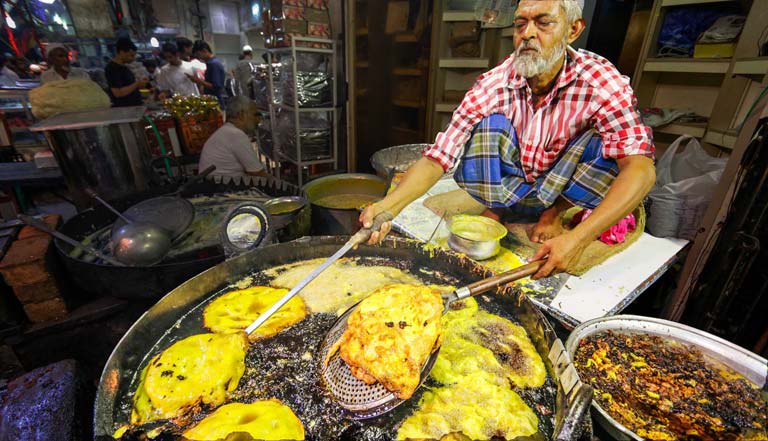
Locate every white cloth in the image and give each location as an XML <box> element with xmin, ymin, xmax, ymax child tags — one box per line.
<box><xmin>156</xmin><ymin>61</ymin><xmax>200</xmax><ymax>96</ymax></box>
<box><xmin>190</xmin><ymin>59</ymin><xmax>207</xmax><ymax>79</ymax></box>
<box><xmin>199</xmin><ymin>123</ymin><xmax>264</xmax><ymax>177</ymax></box>
<box><xmin>40</xmin><ymin>67</ymin><xmax>90</xmax><ymax>84</ymax></box>
<box><xmin>0</xmin><ymin>67</ymin><xmax>19</xmax><ymax>87</ymax></box>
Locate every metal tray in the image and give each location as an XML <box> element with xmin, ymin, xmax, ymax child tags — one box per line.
<box><xmin>564</xmin><ymin>315</ymin><xmax>768</xmax><ymax>441</ymax></box>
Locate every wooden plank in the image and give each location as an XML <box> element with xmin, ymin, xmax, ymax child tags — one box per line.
<box><xmin>439</xmin><ymin>58</ymin><xmax>490</xmax><ymax>68</ymax></box>
<box><xmin>442</xmin><ymin>11</ymin><xmax>475</xmax><ymax>22</ymax></box>
<box><xmin>654</xmin><ymin>123</ymin><xmax>707</xmax><ymax>138</ymax></box>
<box><xmin>644</xmin><ymin>58</ymin><xmax>730</xmax><ymax>74</ymax></box>
<box><xmin>501</xmin><ymin>27</ymin><xmax>514</xmax><ymax>38</ymax></box>
<box><xmin>732</xmin><ymin>58</ymin><xmax>768</xmax><ymax>76</ymax></box>
<box><xmin>703</xmin><ymin>128</ymin><xmax>738</xmax><ymax>150</ymax></box>
<box><xmin>392</xmin><ymin>99</ymin><xmax>422</xmax><ymax>108</ymax></box>
<box><xmin>435</xmin><ymin>102</ymin><xmax>459</xmax><ymax>113</ymax></box>
<box><xmin>393</xmin><ymin>67</ymin><xmax>423</xmax><ymax>76</ymax></box>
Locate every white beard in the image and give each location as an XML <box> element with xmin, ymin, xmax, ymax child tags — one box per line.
<box><xmin>513</xmin><ymin>39</ymin><xmax>568</xmax><ymax>78</ymax></box>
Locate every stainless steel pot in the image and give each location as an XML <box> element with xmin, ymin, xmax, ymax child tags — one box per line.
<box><xmin>302</xmin><ymin>173</ymin><xmax>386</xmax><ymax>235</ymax></box>
<box><xmin>30</xmin><ymin>107</ymin><xmax>159</xmax><ymax>209</ymax></box>
<box><xmin>565</xmin><ymin>315</ymin><xmax>768</xmax><ymax>441</ymax></box>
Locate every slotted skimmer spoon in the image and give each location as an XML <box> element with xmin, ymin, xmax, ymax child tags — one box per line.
<box><xmin>318</xmin><ymin>258</ymin><xmax>545</xmax><ymax>419</ymax></box>
<box><xmin>244</xmin><ymin>211</ymin><xmax>395</xmax><ymax>335</ymax></box>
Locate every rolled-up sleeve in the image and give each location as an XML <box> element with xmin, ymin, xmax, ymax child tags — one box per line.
<box><xmin>594</xmin><ymin>84</ymin><xmax>655</xmax><ymax>160</ymax></box>
<box><xmin>424</xmin><ymin>72</ymin><xmax>503</xmax><ymax>171</ymax></box>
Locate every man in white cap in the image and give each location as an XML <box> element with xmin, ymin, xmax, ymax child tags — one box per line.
<box><xmin>362</xmin><ymin>0</ymin><xmax>656</xmax><ymax>280</ymax></box>
<box><xmin>233</xmin><ymin>44</ymin><xmax>256</xmax><ymax>97</ymax></box>
<box><xmin>40</xmin><ymin>44</ymin><xmax>90</xmax><ymax>84</ymax></box>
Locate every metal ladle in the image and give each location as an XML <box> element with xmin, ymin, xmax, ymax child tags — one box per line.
<box><xmin>86</xmin><ymin>190</ymin><xmax>173</xmax><ymax>267</ymax></box>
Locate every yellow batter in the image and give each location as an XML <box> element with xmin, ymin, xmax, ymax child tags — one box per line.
<box><xmin>183</xmin><ymin>400</ymin><xmax>305</xmax><ymax>441</ymax></box>
<box><xmin>266</xmin><ymin>258</ymin><xmax>423</xmax><ymax>314</ymax></box>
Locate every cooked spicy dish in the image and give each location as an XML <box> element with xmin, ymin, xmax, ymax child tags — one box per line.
<box><xmin>326</xmin><ymin>284</ymin><xmax>445</xmax><ymax>400</ymax></box>
<box><xmin>574</xmin><ymin>331</ymin><xmax>768</xmax><ymax>441</ymax></box>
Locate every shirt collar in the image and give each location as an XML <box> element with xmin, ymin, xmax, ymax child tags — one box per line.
<box><xmin>508</xmin><ymin>46</ymin><xmax>579</xmax><ymax>90</ymax></box>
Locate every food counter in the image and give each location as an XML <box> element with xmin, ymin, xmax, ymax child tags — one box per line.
<box><xmin>392</xmin><ymin>178</ymin><xmax>689</xmax><ymax>328</ymax></box>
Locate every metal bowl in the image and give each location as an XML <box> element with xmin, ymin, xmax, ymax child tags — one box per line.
<box><xmin>447</xmin><ymin>214</ymin><xmax>508</xmax><ymax>260</ymax></box>
<box><xmin>370</xmin><ymin>144</ymin><xmax>427</xmax><ymax>177</ymax></box>
<box><xmin>565</xmin><ymin>315</ymin><xmax>768</xmax><ymax>441</ymax></box>
<box><xmin>264</xmin><ymin>196</ymin><xmax>308</xmax><ymax>229</ymax></box>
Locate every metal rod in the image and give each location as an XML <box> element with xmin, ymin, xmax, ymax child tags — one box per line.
<box><xmin>18</xmin><ymin>215</ymin><xmax>124</xmax><ymax>266</ymax></box>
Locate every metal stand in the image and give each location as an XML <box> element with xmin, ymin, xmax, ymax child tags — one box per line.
<box><xmin>266</xmin><ymin>37</ymin><xmax>338</xmax><ymax>188</ymax></box>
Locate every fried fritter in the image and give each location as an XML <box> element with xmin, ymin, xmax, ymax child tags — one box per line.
<box><xmin>327</xmin><ymin>284</ymin><xmax>445</xmax><ymax>400</ymax></box>
<box><xmin>432</xmin><ymin>297</ymin><xmax>546</xmax><ymax>389</ymax></box>
<box><xmin>130</xmin><ymin>333</ymin><xmax>248</xmax><ymax>425</ymax></box>
<box><xmin>182</xmin><ymin>400</ymin><xmax>305</xmax><ymax>441</ymax></box>
<box><xmin>204</xmin><ymin>286</ymin><xmax>307</xmax><ymax>341</ymax></box>
<box><xmin>397</xmin><ymin>374</ymin><xmax>539</xmax><ymax>440</ymax></box>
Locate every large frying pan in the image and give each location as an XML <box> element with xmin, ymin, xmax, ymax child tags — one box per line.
<box><xmin>94</xmin><ymin>237</ymin><xmax>592</xmax><ymax>440</ymax></box>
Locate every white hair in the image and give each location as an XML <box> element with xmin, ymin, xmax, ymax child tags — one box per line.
<box><xmin>226</xmin><ymin>96</ymin><xmax>256</xmax><ymax>119</ymax></box>
<box><xmin>562</xmin><ymin>0</ymin><xmax>583</xmax><ymax>23</ymax></box>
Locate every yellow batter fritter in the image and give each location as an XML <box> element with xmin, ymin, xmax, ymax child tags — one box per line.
<box><xmin>397</xmin><ymin>374</ymin><xmax>539</xmax><ymax>440</ymax></box>
<box><xmin>327</xmin><ymin>284</ymin><xmax>445</xmax><ymax>400</ymax></box>
<box><xmin>204</xmin><ymin>286</ymin><xmax>307</xmax><ymax>341</ymax></box>
<box><xmin>266</xmin><ymin>258</ymin><xmax>423</xmax><ymax>314</ymax></box>
<box><xmin>183</xmin><ymin>400</ymin><xmax>305</xmax><ymax>441</ymax></box>
<box><xmin>130</xmin><ymin>333</ymin><xmax>248</xmax><ymax>425</ymax></box>
<box><xmin>432</xmin><ymin>297</ymin><xmax>546</xmax><ymax>389</ymax></box>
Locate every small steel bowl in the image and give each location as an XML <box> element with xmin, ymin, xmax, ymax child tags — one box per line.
<box><xmin>447</xmin><ymin>215</ymin><xmax>508</xmax><ymax>260</ymax></box>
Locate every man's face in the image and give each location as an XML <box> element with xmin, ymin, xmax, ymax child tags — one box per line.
<box><xmin>181</xmin><ymin>46</ymin><xmax>192</xmax><ymax>60</ymax></box>
<box><xmin>195</xmin><ymin>49</ymin><xmax>211</xmax><ymax>61</ymax></box>
<box><xmin>240</xmin><ymin>105</ymin><xmax>260</xmax><ymax>133</ymax></box>
<box><xmin>512</xmin><ymin>1</ymin><xmax>572</xmax><ymax>78</ymax></box>
<box><xmin>50</xmin><ymin>49</ymin><xmax>69</xmax><ymax>69</ymax></box>
<box><xmin>163</xmin><ymin>51</ymin><xmax>182</xmax><ymax>66</ymax></box>
<box><xmin>121</xmin><ymin>49</ymin><xmax>137</xmax><ymax>63</ymax></box>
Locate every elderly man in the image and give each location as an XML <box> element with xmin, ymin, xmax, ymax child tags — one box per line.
<box><xmin>362</xmin><ymin>0</ymin><xmax>655</xmax><ymax>280</ymax></box>
<box><xmin>40</xmin><ymin>44</ymin><xmax>90</xmax><ymax>84</ymax></box>
<box><xmin>199</xmin><ymin>96</ymin><xmax>266</xmax><ymax>178</ymax></box>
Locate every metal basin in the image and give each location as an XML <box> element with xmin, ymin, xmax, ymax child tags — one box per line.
<box><xmin>565</xmin><ymin>315</ymin><xmax>768</xmax><ymax>441</ymax></box>
<box><xmin>302</xmin><ymin>173</ymin><xmax>386</xmax><ymax>235</ymax></box>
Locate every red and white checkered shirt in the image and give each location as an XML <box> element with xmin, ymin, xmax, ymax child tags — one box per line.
<box><xmin>425</xmin><ymin>48</ymin><xmax>654</xmax><ymax>180</ymax></box>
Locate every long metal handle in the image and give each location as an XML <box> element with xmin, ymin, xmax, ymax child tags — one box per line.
<box><xmin>455</xmin><ymin>260</ymin><xmax>545</xmax><ymax>299</ymax></box>
<box><xmin>18</xmin><ymin>215</ymin><xmax>124</xmax><ymax>267</ymax></box>
<box><xmin>244</xmin><ymin>211</ymin><xmax>394</xmax><ymax>335</ymax></box>
<box><xmin>176</xmin><ymin>165</ymin><xmax>216</xmax><ymax>194</ymax></box>
<box><xmin>85</xmin><ymin>189</ymin><xmax>132</xmax><ymax>224</ymax></box>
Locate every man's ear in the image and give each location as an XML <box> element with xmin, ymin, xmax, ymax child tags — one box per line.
<box><xmin>567</xmin><ymin>18</ymin><xmax>586</xmax><ymax>44</ymax></box>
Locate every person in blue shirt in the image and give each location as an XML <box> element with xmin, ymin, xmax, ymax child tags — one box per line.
<box><xmin>189</xmin><ymin>40</ymin><xmax>225</xmax><ymax>106</ymax></box>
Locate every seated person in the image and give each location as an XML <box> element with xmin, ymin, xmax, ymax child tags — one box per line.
<box><xmin>199</xmin><ymin>96</ymin><xmax>267</xmax><ymax>178</ymax></box>
<box><xmin>361</xmin><ymin>0</ymin><xmax>656</xmax><ymax>280</ymax></box>
<box><xmin>40</xmin><ymin>44</ymin><xmax>90</xmax><ymax>84</ymax></box>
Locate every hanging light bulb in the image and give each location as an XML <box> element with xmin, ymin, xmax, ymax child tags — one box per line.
<box><xmin>5</xmin><ymin>14</ymin><xmax>16</xmax><ymax>30</ymax></box>
<box><xmin>39</xmin><ymin>0</ymin><xmax>57</xmax><ymax>4</ymax></box>
<box><xmin>150</xmin><ymin>37</ymin><xmax>160</xmax><ymax>47</ymax></box>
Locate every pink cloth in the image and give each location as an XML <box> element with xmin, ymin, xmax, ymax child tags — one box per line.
<box><xmin>570</xmin><ymin>210</ymin><xmax>637</xmax><ymax>245</ymax></box>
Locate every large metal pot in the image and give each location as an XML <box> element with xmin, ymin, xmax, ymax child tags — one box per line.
<box><xmin>30</xmin><ymin>107</ymin><xmax>159</xmax><ymax>210</ymax></box>
<box><xmin>94</xmin><ymin>237</ymin><xmax>592</xmax><ymax>440</ymax></box>
<box><xmin>302</xmin><ymin>173</ymin><xmax>386</xmax><ymax>235</ymax></box>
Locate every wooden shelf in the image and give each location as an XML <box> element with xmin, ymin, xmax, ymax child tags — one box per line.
<box><xmin>435</xmin><ymin>102</ymin><xmax>459</xmax><ymax>113</ymax></box>
<box><xmin>356</xmin><ymin>28</ymin><xmax>369</xmax><ymax>36</ymax></box>
<box><xmin>393</xmin><ymin>67</ymin><xmax>423</xmax><ymax>76</ymax></box>
<box><xmin>355</xmin><ymin>61</ymin><xmax>369</xmax><ymax>68</ymax></box>
<box><xmin>732</xmin><ymin>58</ymin><xmax>768</xmax><ymax>76</ymax></box>
<box><xmin>443</xmin><ymin>11</ymin><xmax>476</xmax><ymax>22</ymax></box>
<box><xmin>392</xmin><ymin>99</ymin><xmax>423</xmax><ymax>109</ymax></box>
<box><xmin>654</xmin><ymin>122</ymin><xmax>707</xmax><ymax>138</ymax></box>
<box><xmin>703</xmin><ymin>128</ymin><xmax>738</xmax><ymax>150</ymax></box>
<box><xmin>501</xmin><ymin>27</ymin><xmax>514</xmax><ymax>38</ymax></box>
<box><xmin>394</xmin><ymin>33</ymin><xmax>419</xmax><ymax>43</ymax></box>
<box><xmin>661</xmin><ymin>0</ymin><xmax>734</xmax><ymax>6</ymax></box>
<box><xmin>439</xmin><ymin>58</ymin><xmax>490</xmax><ymax>69</ymax></box>
<box><xmin>644</xmin><ymin>58</ymin><xmax>731</xmax><ymax>74</ymax></box>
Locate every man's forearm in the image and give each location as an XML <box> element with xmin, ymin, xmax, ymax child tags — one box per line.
<box><xmin>377</xmin><ymin>156</ymin><xmax>445</xmax><ymax>215</ymax></box>
<box><xmin>111</xmin><ymin>81</ymin><xmax>140</xmax><ymax>98</ymax></box>
<box><xmin>571</xmin><ymin>155</ymin><xmax>655</xmax><ymax>241</ymax></box>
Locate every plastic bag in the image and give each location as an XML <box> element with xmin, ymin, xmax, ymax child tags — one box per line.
<box><xmin>646</xmin><ymin>135</ymin><xmax>728</xmax><ymax>240</ymax></box>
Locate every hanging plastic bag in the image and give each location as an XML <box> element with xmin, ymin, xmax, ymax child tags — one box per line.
<box><xmin>646</xmin><ymin>135</ymin><xmax>728</xmax><ymax>240</ymax></box>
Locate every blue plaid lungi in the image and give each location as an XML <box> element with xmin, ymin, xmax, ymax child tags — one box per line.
<box><xmin>454</xmin><ymin>114</ymin><xmax>619</xmax><ymax>215</ymax></box>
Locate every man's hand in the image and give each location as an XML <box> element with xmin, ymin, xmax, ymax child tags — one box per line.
<box><xmin>530</xmin><ymin>230</ymin><xmax>590</xmax><ymax>279</ymax></box>
<box><xmin>137</xmin><ymin>77</ymin><xmax>150</xmax><ymax>88</ymax></box>
<box><xmin>186</xmin><ymin>73</ymin><xmax>203</xmax><ymax>85</ymax></box>
<box><xmin>359</xmin><ymin>203</ymin><xmax>393</xmax><ymax>245</ymax></box>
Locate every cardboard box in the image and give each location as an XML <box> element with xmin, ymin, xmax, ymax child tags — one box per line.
<box><xmin>694</xmin><ymin>42</ymin><xmax>736</xmax><ymax>59</ymax></box>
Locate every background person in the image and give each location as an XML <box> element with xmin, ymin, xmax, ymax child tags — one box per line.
<box><xmin>105</xmin><ymin>38</ymin><xmax>148</xmax><ymax>107</ymax></box>
<box><xmin>40</xmin><ymin>44</ymin><xmax>90</xmax><ymax>84</ymax></box>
